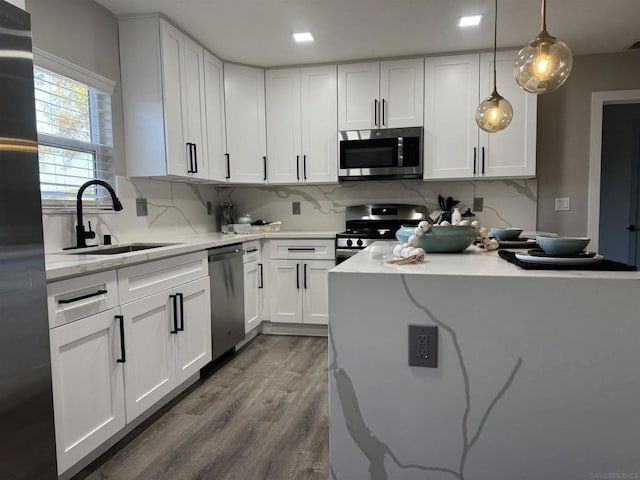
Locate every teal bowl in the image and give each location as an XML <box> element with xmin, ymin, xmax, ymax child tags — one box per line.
<box><xmin>490</xmin><ymin>227</ymin><xmax>523</xmax><ymax>241</ymax></box>
<box><xmin>396</xmin><ymin>225</ymin><xmax>477</xmax><ymax>253</ymax></box>
<box><xmin>535</xmin><ymin>236</ymin><xmax>590</xmax><ymax>255</ymax></box>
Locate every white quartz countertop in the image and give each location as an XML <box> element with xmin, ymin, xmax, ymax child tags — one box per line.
<box><xmin>46</xmin><ymin>230</ymin><xmax>338</xmax><ymax>281</ymax></box>
<box><xmin>331</xmin><ymin>241</ymin><xmax>640</xmax><ymax>280</ymax></box>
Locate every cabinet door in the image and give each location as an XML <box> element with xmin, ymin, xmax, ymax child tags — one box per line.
<box><xmin>49</xmin><ymin>308</ymin><xmax>125</xmax><ymax>474</ymax></box>
<box><xmin>160</xmin><ymin>20</ymin><xmax>189</xmax><ymax>178</ymax></box>
<box><xmin>302</xmin><ymin>260</ymin><xmax>331</xmax><ymax>325</ymax></box>
<box><xmin>224</xmin><ymin>63</ymin><xmax>267</xmax><ymax>183</ymax></box>
<box><xmin>244</xmin><ymin>260</ymin><xmax>262</xmax><ymax>333</ymax></box>
<box><xmin>204</xmin><ymin>51</ymin><xmax>228</xmax><ymax>182</ymax></box>
<box><xmin>120</xmin><ymin>290</ymin><xmax>175</xmax><ymax>422</ymax></box>
<box><xmin>174</xmin><ymin>277</ymin><xmax>211</xmax><ymax>385</ymax></box>
<box><xmin>266</xmin><ymin>68</ymin><xmax>302</xmax><ymax>184</ymax></box>
<box><xmin>269</xmin><ymin>260</ymin><xmax>302</xmax><ymax>323</ymax></box>
<box><xmin>479</xmin><ymin>51</ymin><xmax>537</xmax><ymax>178</ymax></box>
<box><xmin>301</xmin><ymin>65</ymin><xmax>338</xmax><ymax>184</ymax></box>
<box><xmin>338</xmin><ymin>62</ymin><xmax>380</xmax><ymax>130</ymax></box>
<box><xmin>182</xmin><ymin>36</ymin><xmax>208</xmax><ymax>180</ymax></box>
<box><xmin>424</xmin><ymin>54</ymin><xmax>480</xmax><ymax>180</ymax></box>
<box><xmin>380</xmin><ymin>58</ymin><xmax>424</xmax><ymax>128</ymax></box>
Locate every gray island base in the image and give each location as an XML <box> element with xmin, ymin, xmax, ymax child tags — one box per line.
<box><xmin>329</xmin><ymin>242</ymin><xmax>640</xmax><ymax>480</ymax></box>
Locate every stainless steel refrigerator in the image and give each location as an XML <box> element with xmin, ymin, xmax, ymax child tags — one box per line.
<box><xmin>0</xmin><ymin>1</ymin><xmax>58</xmax><ymax>478</ymax></box>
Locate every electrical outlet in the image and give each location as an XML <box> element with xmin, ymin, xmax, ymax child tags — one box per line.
<box><xmin>555</xmin><ymin>197</ymin><xmax>570</xmax><ymax>211</ymax></box>
<box><xmin>136</xmin><ymin>198</ymin><xmax>148</xmax><ymax>217</ymax></box>
<box><xmin>473</xmin><ymin>197</ymin><xmax>484</xmax><ymax>212</ymax></box>
<box><xmin>292</xmin><ymin>201</ymin><xmax>301</xmax><ymax>215</ymax></box>
<box><xmin>409</xmin><ymin>325</ymin><xmax>438</xmax><ymax>368</ymax></box>
<box><xmin>207</xmin><ymin>201</ymin><xmax>212</xmax><ymax>215</ymax></box>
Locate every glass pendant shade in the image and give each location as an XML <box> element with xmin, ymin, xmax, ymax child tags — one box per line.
<box><xmin>475</xmin><ymin>89</ymin><xmax>513</xmax><ymax>133</ymax></box>
<box><xmin>514</xmin><ymin>0</ymin><xmax>573</xmax><ymax>94</ymax></box>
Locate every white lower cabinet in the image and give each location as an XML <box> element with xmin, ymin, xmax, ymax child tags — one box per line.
<box><xmin>269</xmin><ymin>259</ymin><xmax>331</xmax><ymax>325</ymax></box>
<box><xmin>49</xmin><ymin>252</ymin><xmax>211</xmax><ymax>475</ymax></box>
<box><xmin>49</xmin><ymin>308</ymin><xmax>126</xmax><ymax>474</ymax></box>
<box><xmin>244</xmin><ymin>260</ymin><xmax>263</xmax><ymax>333</ymax></box>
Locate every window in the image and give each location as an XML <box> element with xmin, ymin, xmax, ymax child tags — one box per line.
<box><xmin>33</xmin><ymin>50</ymin><xmax>116</xmax><ymax>209</ymax></box>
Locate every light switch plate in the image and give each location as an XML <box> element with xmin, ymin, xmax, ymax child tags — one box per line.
<box><xmin>292</xmin><ymin>202</ymin><xmax>301</xmax><ymax>215</ymax></box>
<box><xmin>207</xmin><ymin>201</ymin><xmax>212</xmax><ymax>215</ymax></box>
<box><xmin>473</xmin><ymin>197</ymin><xmax>484</xmax><ymax>212</ymax></box>
<box><xmin>555</xmin><ymin>197</ymin><xmax>570</xmax><ymax>211</ymax></box>
<box><xmin>136</xmin><ymin>198</ymin><xmax>148</xmax><ymax>217</ymax></box>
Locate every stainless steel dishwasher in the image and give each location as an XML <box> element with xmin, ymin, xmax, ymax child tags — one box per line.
<box><xmin>208</xmin><ymin>244</ymin><xmax>245</xmax><ymax>361</ymax></box>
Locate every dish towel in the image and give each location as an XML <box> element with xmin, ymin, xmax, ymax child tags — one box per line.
<box><xmin>498</xmin><ymin>250</ymin><xmax>637</xmax><ymax>271</ymax></box>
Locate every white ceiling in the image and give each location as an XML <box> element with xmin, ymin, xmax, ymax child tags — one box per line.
<box><xmin>94</xmin><ymin>0</ymin><xmax>640</xmax><ymax>67</ymax></box>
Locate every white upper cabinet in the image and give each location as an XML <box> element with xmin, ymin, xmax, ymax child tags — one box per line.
<box><xmin>479</xmin><ymin>51</ymin><xmax>537</xmax><ymax>178</ymax></box>
<box><xmin>424</xmin><ymin>54</ymin><xmax>480</xmax><ymax>180</ymax></box>
<box><xmin>266</xmin><ymin>68</ymin><xmax>302</xmax><ymax>184</ymax></box>
<box><xmin>265</xmin><ymin>65</ymin><xmax>338</xmax><ymax>185</ymax></box>
<box><xmin>424</xmin><ymin>51</ymin><xmax>537</xmax><ymax>181</ymax></box>
<box><xmin>203</xmin><ymin>51</ymin><xmax>228</xmax><ymax>182</ymax></box>
<box><xmin>224</xmin><ymin>63</ymin><xmax>267</xmax><ymax>184</ymax></box>
<box><xmin>119</xmin><ymin>16</ymin><xmax>208</xmax><ymax>179</ymax></box>
<box><xmin>338</xmin><ymin>59</ymin><xmax>424</xmax><ymax>131</ymax></box>
<box><xmin>379</xmin><ymin>58</ymin><xmax>424</xmax><ymax>128</ymax></box>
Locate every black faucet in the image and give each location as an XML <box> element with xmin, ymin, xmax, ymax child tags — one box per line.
<box><xmin>73</xmin><ymin>180</ymin><xmax>123</xmax><ymax>249</ymax></box>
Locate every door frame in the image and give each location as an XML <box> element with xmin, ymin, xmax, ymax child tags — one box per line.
<box><xmin>587</xmin><ymin>89</ymin><xmax>640</xmax><ymax>251</ymax></box>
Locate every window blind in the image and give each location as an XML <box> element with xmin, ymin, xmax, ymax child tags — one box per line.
<box><xmin>34</xmin><ymin>65</ymin><xmax>115</xmax><ymax>210</ymax></box>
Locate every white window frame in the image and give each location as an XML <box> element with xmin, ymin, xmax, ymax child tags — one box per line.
<box><xmin>34</xmin><ymin>49</ymin><xmax>117</xmax><ymax>212</ymax></box>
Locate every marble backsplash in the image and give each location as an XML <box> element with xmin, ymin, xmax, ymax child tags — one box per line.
<box><xmin>42</xmin><ymin>176</ymin><xmax>218</xmax><ymax>252</ymax></box>
<box><xmin>219</xmin><ymin>178</ymin><xmax>538</xmax><ymax>232</ymax></box>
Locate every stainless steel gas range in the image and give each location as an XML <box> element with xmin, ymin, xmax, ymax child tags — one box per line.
<box><xmin>335</xmin><ymin>204</ymin><xmax>428</xmax><ymax>264</ymax></box>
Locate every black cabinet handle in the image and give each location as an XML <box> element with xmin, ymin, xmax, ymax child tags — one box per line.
<box><xmin>192</xmin><ymin>144</ymin><xmax>198</xmax><ymax>173</ymax></box>
<box><xmin>303</xmin><ymin>263</ymin><xmax>308</xmax><ymax>289</ymax></box>
<box><xmin>177</xmin><ymin>293</ymin><xmax>184</xmax><ymax>331</ymax></box>
<box><xmin>225</xmin><ymin>153</ymin><xmax>231</xmax><ymax>179</ymax></box>
<box><xmin>263</xmin><ymin>156</ymin><xmax>267</xmax><ymax>181</ymax></box>
<box><xmin>116</xmin><ymin>315</ymin><xmax>126</xmax><ymax>363</ymax></box>
<box><xmin>481</xmin><ymin>147</ymin><xmax>485</xmax><ymax>175</ymax></box>
<box><xmin>296</xmin><ymin>155</ymin><xmax>300</xmax><ymax>181</ymax></box>
<box><xmin>296</xmin><ymin>263</ymin><xmax>300</xmax><ymax>289</ymax></box>
<box><xmin>382</xmin><ymin>99</ymin><xmax>386</xmax><ymax>126</ymax></box>
<box><xmin>287</xmin><ymin>247</ymin><xmax>315</xmax><ymax>252</ymax></box>
<box><xmin>374</xmin><ymin>99</ymin><xmax>378</xmax><ymax>127</ymax></box>
<box><xmin>626</xmin><ymin>225</ymin><xmax>637</xmax><ymax>232</ymax></box>
<box><xmin>246</xmin><ymin>248</ymin><xmax>258</xmax><ymax>253</ymax></box>
<box><xmin>58</xmin><ymin>289</ymin><xmax>107</xmax><ymax>304</ymax></box>
<box><xmin>169</xmin><ymin>294</ymin><xmax>178</xmax><ymax>334</ymax></box>
<box><xmin>258</xmin><ymin>263</ymin><xmax>264</xmax><ymax>289</ymax></box>
<box><xmin>303</xmin><ymin>155</ymin><xmax>307</xmax><ymax>180</ymax></box>
<box><xmin>473</xmin><ymin>147</ymin><xmax>477</xmax><ymax>175</ymax></box>
<box><xmin>186</xmin><ymin>142</ymin><xmax>195</xmax><ymax>173</ymax></box>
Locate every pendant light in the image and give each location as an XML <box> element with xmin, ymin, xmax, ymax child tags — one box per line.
<box><xmin>514</xmin><ymin>0</ymin><xmax>573</xmax><ymax>94</ymax></box>
<box><xmin>475</xmin><ymin>0</ymin><xmax>512</xmax><ymax>133</ymax></box>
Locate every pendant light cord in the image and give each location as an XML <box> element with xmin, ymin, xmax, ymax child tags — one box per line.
<box><xmin>492</xmin><ymin>0</ymin><xmax>497</xmax><ymax>91</ymax></box>
<box><xmin>541</xmin><ymin>0</ymin><xmax>547</xmax><ymax>31</ymax></box>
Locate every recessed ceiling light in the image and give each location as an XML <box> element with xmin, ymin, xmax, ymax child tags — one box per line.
<box><xmin>459</xmin><ymin>15</ymin><xmax>482</xmax><ymax>27</ymax></box>
<box><xmin>293</xmin><ymin>32</ymin><xmax>314</xmax><ymax>43</ymax></box>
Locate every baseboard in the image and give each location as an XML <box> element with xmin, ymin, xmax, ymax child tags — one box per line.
<box><xmin>259</xmin><ymin>321</ymin><xmax>328</xmax><ymax>337</ymax></box>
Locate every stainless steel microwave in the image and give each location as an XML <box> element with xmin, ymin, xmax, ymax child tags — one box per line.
<box><xmin>338</xmin><ymin>127</ymin><xmax>423</xmax><ymax>180</ymax></box>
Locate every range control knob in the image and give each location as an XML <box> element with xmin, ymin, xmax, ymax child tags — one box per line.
<box><xmin>357</xmin><ymin>239</ymin><xmax>363</xmax><ymax>247</ymax></box>
<box><xmin>346</xmin><ymin>239</ymin><xmax>353</xmax><ymax>247</ymax></box>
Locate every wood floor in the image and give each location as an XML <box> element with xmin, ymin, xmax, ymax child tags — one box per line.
<box><xmin>75</xmin><ymin>335</ymin><xmax>328</xmax><ymax>480</ymax></box>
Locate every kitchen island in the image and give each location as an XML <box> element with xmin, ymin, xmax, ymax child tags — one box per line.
<box><xmin>329</xmin><ymin>242</ymin><xmax>640</xmax><ymax>480</ymax></box>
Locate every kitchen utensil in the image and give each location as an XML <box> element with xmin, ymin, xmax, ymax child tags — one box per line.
<box><xmin>396</xmin><ymin>225</ymin><xmax>477</xmax><ymax>253</ymax></box>
<box><xmin>490</xmin><ymin>227</ymin><xmax>523</xmax><ymax>241</ymax></box>
<box><xmin>536</xmin><ymin>236</ymin><xmax>590</xmax><ymax>255</ymax></box>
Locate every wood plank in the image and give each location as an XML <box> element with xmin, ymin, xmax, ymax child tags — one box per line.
<box><xmin>74</xmin><ymin>335</ymin><xmax>328</xmax><ymax>480</ymax></box>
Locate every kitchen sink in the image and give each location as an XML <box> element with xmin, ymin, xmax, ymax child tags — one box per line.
<box><xmin>66</xmin><ymin>243</ymin><xmax>178</xmax><ymax>255</ymax></box>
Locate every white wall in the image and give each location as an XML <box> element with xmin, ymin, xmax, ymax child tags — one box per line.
<box><xmin>6</xmin><ymin>0</ymin><xmax>25</xmax><ymax>9</ymax></box>
<box><xmin>220</xmin><ymin>179</ymin><xmax>538</xmax><ymax>232</ymax></box>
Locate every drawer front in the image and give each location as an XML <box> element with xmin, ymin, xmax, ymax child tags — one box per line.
<box><xmin>268</xmin><ymin>239</ymin><xmax>335</xmax><ymax>260</ymax></box>
<box><xmin>48</xmin><ymin>270</ymin><xmax>119</xmax><ymax>329</ymax></box>
<box><xmin>243</xmin><ymin>240</ymin><xmax>261</xmax><ymax>263</ymax></box>
<box><xmin>118</xmin><ymin>252</ymin><xmax>207</xmax><ymax>304</ymax></box>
